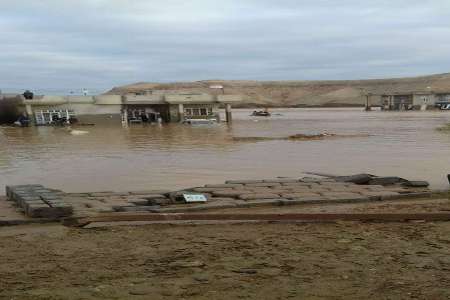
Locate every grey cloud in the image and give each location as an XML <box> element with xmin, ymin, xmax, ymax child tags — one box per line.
<box><xmin>1</xmin><ymin>0</ymin><xmax>450</xmax><ymax>92</ymax></box>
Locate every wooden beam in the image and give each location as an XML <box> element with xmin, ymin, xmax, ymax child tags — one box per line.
<box><xmin>63</xmin><ymin>212</ymin><xmax>450</xmax><ymax>228</ymax></box>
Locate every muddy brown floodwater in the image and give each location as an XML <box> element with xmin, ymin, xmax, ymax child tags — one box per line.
<box><xmin>1</xmin><ymin>108</ymin><xmax>450</xmax><ymax>194</ymax></box>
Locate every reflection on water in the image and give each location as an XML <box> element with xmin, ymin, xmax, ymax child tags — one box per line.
<box><xmin>1</xmin><ymin>108</ymin><xmax>450</xmax><ymax>194</ymax></box>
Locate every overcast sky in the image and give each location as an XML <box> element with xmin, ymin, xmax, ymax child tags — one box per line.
<box><xmin>1</xmin><ymin>0</ymin><xmax>450</xmax><ymax>91</ymax></box>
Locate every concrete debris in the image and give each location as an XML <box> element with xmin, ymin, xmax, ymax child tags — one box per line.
<box><xmin>3</xmin><ymin>174</ymin><xmax>439</xmax><ymax>220</ymax></box>
<box><xmin>402</xmin><ymin>181</ymin><xmax>430</xmax><ymax>188</ymax></box>
<box><xmin>5</xmin><ymin>185</ymin><xmax>73</xmax><ymax>218</ymax></box>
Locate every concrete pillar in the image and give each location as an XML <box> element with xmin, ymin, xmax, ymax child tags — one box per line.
<box><xmin>365</xmin><ymin>95</ymin><xmax>371</xmax><ymax>111</ymax></box>
<box><xmin>121</xmin><ymin>109</ymin><xmax>128</xmax><ymax>127</ymax></box>
<box><xmin>178</xmin><ymin>103</ymin><xmax>184</xmax><ymax>122</ymax></box>
<box><xmin>225</xmin><ymin>103</ymin><xmax>232</xmax><ymax>123</ymax></box>
<box><xmin>25</xmin><ymin>104</ymin><xmax>34</xmax><ymax>126</ymax></box>
<box><xmin>65</xmin><ymin>110</ymin><xmax>70</xmax><ymax>124</ymax></box>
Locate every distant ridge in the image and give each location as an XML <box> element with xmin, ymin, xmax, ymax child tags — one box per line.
<box><xmin>107</xmin><ymin>73</ymin><xmax>450</xmax><ymax>107</ymax></box>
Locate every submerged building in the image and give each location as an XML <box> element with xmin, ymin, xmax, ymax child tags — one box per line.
<box><xmin>364</xmin><ymin>91</ymin><xmax>450</xmax><ymax>111</ymax></box>
<box><xmin>15</xmin><ymin>92</ymin><xmax>242</xmax><ymax>126</ymax></box>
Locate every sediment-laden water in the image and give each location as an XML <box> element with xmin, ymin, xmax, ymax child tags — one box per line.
<box><xmin>1</xmin><ymin>108</ymin><xmax>450</xmax><ymax>194</ymax></box>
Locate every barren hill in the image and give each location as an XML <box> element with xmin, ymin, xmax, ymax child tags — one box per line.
<box><xmin>107</xmin><ymin>73</ymin><xmax>450</xmax><ymax>107</ymax></box>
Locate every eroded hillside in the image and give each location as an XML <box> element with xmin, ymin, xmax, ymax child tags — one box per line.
<box><xmin>107</xmin><ymin>73</ymin><xmax>450</xmax><ymax>107</ymax></box>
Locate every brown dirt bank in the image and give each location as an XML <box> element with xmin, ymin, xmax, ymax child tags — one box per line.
<box><xmin>1</xmin><ymin>219</ymin><xmax>450</xmax><ymax>299</ymax></box>
<box><xmin>107</xmin><ymin>72</ymin><xmax>450</xmax><ymax>107</ymax></box>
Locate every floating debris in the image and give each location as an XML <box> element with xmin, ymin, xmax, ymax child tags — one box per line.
<box><xmin>232</xmin><ymin>133</ymin><xmax>368</xmax><ymax>143</ymax></box>
<box><xmin>66</xmin><ymin>128</ymin><xmax>89</xmax><ymax>135</ymax></box>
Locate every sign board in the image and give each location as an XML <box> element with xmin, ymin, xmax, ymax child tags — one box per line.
<box><xmin>183</xmin><ymin>194</ymin><xmax>208</xmax><ymax>203</ymax></box>
<box><xmin>209</xmin><ymin>85</ymin><xmax>223</xmax><ymax>89</ymax></box>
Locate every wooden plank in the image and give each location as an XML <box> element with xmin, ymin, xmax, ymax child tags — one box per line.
<box><xmin>62</xmin><ymin>212</ymin><xmax>450</xmax><ymax>227</ymax></box>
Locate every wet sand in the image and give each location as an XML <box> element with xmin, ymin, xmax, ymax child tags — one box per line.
<box><xmin>1</xmin><ymin>220</ymin><xmax>450</xmax><ymax>300</ymax></box>
<box><xmin>1</xmin><ymin>108</ymin><xmax>450</xmax><ymax>194</ymax></box>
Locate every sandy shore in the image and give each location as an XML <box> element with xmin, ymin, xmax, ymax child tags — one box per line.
<box><xmin>1</xmin><ymin>205</ymin><xmax>450</xmax><ymax>299</ymax></box>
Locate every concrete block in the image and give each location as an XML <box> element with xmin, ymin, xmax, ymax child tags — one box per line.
<box><xmin>5</xmin><ymin>185</ymin><xmax>16</xmax><ymax>199</ymax></box>
<box><xmin>212</xmin><ymin>190</ymin><xmax>252</xmax><ymax>198</ymax></box>
<box><xmin>112</xmin><ymin>204</ymin><xmax>132</xmax><ymax>211</ymax></box>
<box><xmin>26</xmin><ymin>203</ymin><xmax>55</xmax><ymax>218</ymax></box>
<box><xmin>41</xmin><ymin>199</ymin><xmax>62</xmax><ymax>207</ymax></box>
<box><xmin>147</xmin><ymin>198</ymin><xmax>173</xmax><ymax>206</ymax></box>
<box><xmin>394</xmin><ymin>192</ymin><xmax>432</xmax><ymax>199</ymax></box>
<box><xmin>39</xmin><ymin>193</ymin><xmax>59</xmax><ymax>200</ymax></box>
<box><xmin>280</xmin><ymin>197</ymin><xmax>328</xmax><ymax>205</ymax></box>
<box><xmin>402</xmin><ymin>180</ymin><xmax>430</xmax><ymax>188</ymax></box>
<box><xmin>281</xmin><ymin>182</ymin><xmax>314</xmax><ymax>187</ymax></box>
<box><xmin>365</xmin><ymin>185</ymin><xmax>386</xmax><ymax>191</ymax></box>
<box><xmin>383</xmin><ymin>187</ymin><xmax>409</xmax><ymax>193</ymax></box>
<box><xmin>16</xmin><ymin>195</ymin><xmax>42</xmax><ymax>208</ymax></box>
<box><xmin>330</xmin><ymin>196</ymin><xmax>371</xmax><ymax>203</ymax></box>
<box><xmin>34</xmin><ymin>189</ymin><xmax>53</xmax><ymax>194</ymax></box>
<box><xmin>300</xmin><ymin>177</ymin><xmax>331</xmax><ymax>183</ymax></box>
<box><xmin>318</xmin><ymin>182</ymin><xmax>348</xmax><ymax>186</ymax></box>
<box><xmin>238</xmin><ymin>193</ymin><xmax>281</xmax><ymax>200</ymax></box>
<box><xmin>157</xmin><ymin>202</ymin><xmax>237</xmax><ymax>213</ymax></box>
<box><xmin>269</xmin><ymin>185</ymin><xmax>297</xmax><ymax>190</ymax></box>
<box><xmin>24</xmin><ymin>200</ymin><xmax>47</xmax><ymax>211</ymax></box>
<box><xmin>46</xmin><ymin>200</ymin><xmax>71</xmax><ymax>207</ymax></box>
<box><xmin>207</xmin><ymin>197</ymin><xmax>237</xmax><ymax>202</ymax></box>
<box><xmin>192</xmin><ymin>187</ymin><xmax>231</xmax><ymax>193</ymax></box>
<box><xmin>129</xmin><ymin>190</ymin><xmax>171</xmax><ymax>195</ymax></box>
<box><xmin>36</xmin><ymin>200</ymin><xmax>73</xmax><ymax>216</ymax></box>
<box><xmin>245</xmin><ymin>188</ymin><xmax>276</xmax><ymax>193</ymax></box>
<box><xmin>325</xmin><ymin>186</ymin><xmax>355</xmax><ymax>192</ymax></box>
<box><xmin>205</xmin><ymin>184</ymin><xmax>244</xmax><ymax>188</ymax></box>
<box><xmin>143</xmin><ymin>194</ymin><xmax>172</xmax><ymax>200</ymax></box>
<box><xmin>65</xmin><ymin>193</ymin><xmax>91</xmax><ymax>197</ymax></box>
<box><xmin>244</xmin><ymin>183</ymin><xmax>281</xmax><ymax>188</ymax></box>
<box><xmin>288</xmin><ymin>187</ymin><xmax>316</xmax><ymax>193</ymax></box>
<box><xmin>225</xmin><ymin>180</ymin><xmax>264</xmax><ymax>184</ymax></box>
<box><xmin>280</xmin><ymin>193</ymin><xmax>322</xmax><ymax>199</ymax></box>
<box><xmin>359</xmin><ymin>191</ymin><xmax>400</xmax><ymax>200</ymax></box>
<box><xmin>6</xmin><ymin>184</ymin><xmax>44</xmax><ymax>198</ymax></box>
<box><xmin>262</xmin><ymin>178</ymin><xmax>300</xmax><ymax>183</ymax></box>
<box><xmin>49</xmin><ymin>206</ymin><xmax>73</xmax><ymax>217</ymax></box>
<box><xmin>320</xmin><ymin>192</ymin><xmax>364</xmax><ymax>199</ymax></box>
<box><xmin>11</xmin><ymin>191</ymin><xmax>32</xmax><ymax>203</ymax></box>
<box><xmin>236</xmin><ymin>199</ymin><xmax>283</xmax><ymax>208</ymax></box>
<box><xmin>128</xmin><ymin>199</ymin><xmax>150</xmax><ymax>206</ymax></box>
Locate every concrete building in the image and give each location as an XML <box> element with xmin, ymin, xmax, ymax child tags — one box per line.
<box><xmin>370</xmin><ymin>91</ymin><xmax>450</xmax><ymax>110</ymax></box>
<box><xmin>16</xmin><ymin>92</ymin><xmax>242</xmax><ymax>126</ymax></box>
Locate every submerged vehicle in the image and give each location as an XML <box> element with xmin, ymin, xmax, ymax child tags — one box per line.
<box><xmin>13</xmin><ymin>114</ymin><xmax>30</xmax><ymax>127</ymax></box>
<box><xmin>251</xmin><ymin>110</ymin><xmax>271</xmax><ymax>117</ymax></box>
<box><xmin>183</xmin><ymin>118</ymin><xmax>218</xmax><ymax>125</ymax></box>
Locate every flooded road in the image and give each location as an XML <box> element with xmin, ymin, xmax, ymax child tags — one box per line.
<box><xmin>1</xmin><ymin>108</ymin><xmax>450</xmax><ymax>194</ymax></box>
